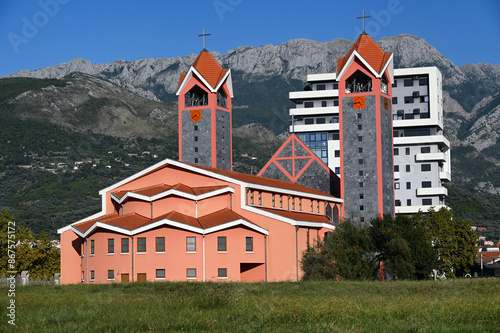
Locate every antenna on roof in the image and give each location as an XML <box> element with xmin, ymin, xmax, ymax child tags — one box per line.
<box><xmin>357</xmin><ymin>10</ymin><xmax>371</xmax><ymax>34</ymax></box>
<box><xmin>198</xmin><ymin>28</ymin><xmax>211</xmax><ymax>51</ymax></box>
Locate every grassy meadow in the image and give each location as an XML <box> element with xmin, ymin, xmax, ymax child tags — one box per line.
<box><xmin>1</xmin><ymin>279</ymin><xmax>499</xmax><ymax>332</ymax></box>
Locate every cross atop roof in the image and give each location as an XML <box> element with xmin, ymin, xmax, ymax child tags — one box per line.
<box><xmin>198</xmin><ymin>28</ymin><xmax>211</xmax><ymax>51</ymax></box>
<box><xmin>357</xmin><ymin>10</ymin><xmax>371</xmax><ymax>34</ymax></box>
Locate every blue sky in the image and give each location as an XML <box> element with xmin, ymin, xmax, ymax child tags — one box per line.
<box><xmin>1</xmin><ymin>0</ymin><xmax>499</xmax><ymax>77</ymax></box>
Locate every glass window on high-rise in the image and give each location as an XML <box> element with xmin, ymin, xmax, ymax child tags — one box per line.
<box><xmin>297</xmin><ymin>132</ymin><xmax>328</xmax><ymax>164</ymax></box>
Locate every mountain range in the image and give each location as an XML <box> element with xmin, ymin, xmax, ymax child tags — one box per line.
<box><xmin>1</xmin><ymin>34</ymin><xmax>499</xmax><ymax>239</ymax></box>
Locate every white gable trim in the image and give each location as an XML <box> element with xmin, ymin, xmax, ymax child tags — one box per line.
<box><xmin>111</xmin><ymin>187</ymin><xmax>234</xmax><ymax>204</ymax></box>
<box><xmin>337</xmin><ymin>50</ymin><xmax>391</xmax><ymax>81</ymax></box>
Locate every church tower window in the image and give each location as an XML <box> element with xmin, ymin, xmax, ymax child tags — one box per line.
<box><xmin>185</xmin><ymin>85</ymin><xmax>208</xmax><ymax>107</ymax></box>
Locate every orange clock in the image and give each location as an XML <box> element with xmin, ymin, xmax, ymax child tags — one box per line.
<box><xmin>190</xmin><ymin>109</ymin><xmax>201</xmax><ymax>122</ymax></box>
<box><xmin>353</xmin><ymin>96</ymin><xmax>365</xmax><ymax>109</ymax></box>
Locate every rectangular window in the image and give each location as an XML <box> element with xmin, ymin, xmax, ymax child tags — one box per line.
<box><xmin>360</xmin><ymin>217</ymin><xmax>365</xmax><ymax>223</ymax></box>
<box><xmin>332</xmin><ymin>132</ymin><xmax>340</xmax><ymax>140</ymax></box>
<box><xmin>218</xmin><ymin>268</ymin><xmax>227</xmax><ymax>278</ymax></box>
<box><xmin>156</xmin><ymin>237</ymin><xmax>165</xmax><ymax>252</ymax></box>
<box><xmin>108</xmin><ymin>239</ymin><xmax>114</xmax><ymax>254</ymax></box>
<box><xmin>108</xmin><ymin>270</ymin><xmax>114</xmax><ymax>280</ymax></box>
<box><xmin>405</xmin><ymin>148</ymin><xmax>410</xmax><ymax>155</ymax></box>
<box><xmin>359</xmin><ymin>193</ymin><xmax>364</xmax><ymax>199</ymax></box>
<box><xmin>394</xmin><ymin>148</ymin><xmax>399</xmax><ymax>155</ymax></box>
<box><xmin>335</xmin><ymin>167</ymin><xmax>340</xmax><ymax>174</ymax></box>
<box><xmin>304</xmin><ymin>101</ymin><xmax>314</xmax><ymax>108</ymax></box>
<box><xmin>335</xmin><ymin>150</ymin><xmax>340</xmax><ymax>157</ymax></box>
<box><xmin>357</xmin><ymin>113</ymin><xmax>362</xmax><ymax>119</ymax></box>
<box><xmin>421</xmin><ymin>164</ymin><xmax>431</xmax><ymax>172</ymax></box>
<box><xmin>406</xmin><ymin>165</ymin><xmax>410</xmax><ymax>172</ymax></box>
<box><xmin>186</xmin><ymin>237</ymin><xmax>196</xmax><ymax>252</ymax></box>
<box><xmin>331</xmin><ymin>117</ymin><xmax>339</xmax><ymax>123</ymax></box>
<box><xmin>121</xmin><ymin>238</ymin><xmax>129</xmax><ymax>253</ymax></box>
<box><xmin>394</xmin><ymin>165</ymin><xmax>399</xmax><ymax>172</ymax></box>
<box><xmin>419</xmin><ymin>77</ymin><xmax>428</xmax><ymax>86</ymax></box>
<box><xmin>272</xmin><ymin>194</ymin><xmax>275</xmax><ymax>208</ymax></box>
<box><xmin>321</xmin><ymin>101</ymin><xmax>327</xmax><ymax>107</ymax></box>
<box><xmin>90</xmin><ymin>270</ymin><xmax>95</xmax><ymax>280</ymax></box>
<box><xmin>194</xmin><ymin>136</ymin><xmax>198</xmax><ymax>142</ymax></box>
<box><xmin>218</xmin><ymin>236</ymin><xmax>227</xmax><ymax>252</ymax></box>
<box><xmin>392</xmin><ymin>97</ymin><xmax>398</xmax><ymax>104</ymax></box>
<box><xmin>186</xmin><ymin>268</ymin><xmax>196</xmax><ymax>279</ymax></box>
<box><xmin>407</xmin><ymin>199</ymin><xmax>412</xmax><ymax>206</ymax></box>
<box><xmin>156</xmin><ymin>269</ymin><xmax>165</xmax><ymax>279</ymax></box>
<box><xmin>194</xmin><ymin>157</ymin><xmax>199</xmax><ymax>163</ymax></box>
<box><xmin>358</xmin><ymin>159</ymin><xmax>364</xmax><ymax>165</ymax></box>
<box><xmin>246</xmin><ymin>237</ymin><xmax>253</xmax><ymax>252</ymax></box>
<box><xmin>422</xmin><ymin>181</ymin><xmax>432</xmax><ymax>188</ymax></box>
<box><xmin>280</xmin><ymin>195</ymin><xmax>283</xmax><ymax>208</ymax></box>
<box><xmin>333</xmin><ymin>82</ymin><xmax>339</xmax><ymax>89</ymax></box>
<box><xmin>422</xmin><ymin>198</ymin><xmax>433</xmax><ymax>206</ymax></box>
<box><xmin>194</xmin><ymin>125</ymin><xmax>198</xmax><ymax>131</ymax></box>
<box><xmin>404</xmin><ymin>96</ymin><xmax>414</xmax><ymax>104</ymax></box>
<box><xmin>360</xmin><ymin>205</ymin><xmax>364</xmax><ymax>211</ymax></box>
<box><xmin>404</xmin><ymin>79</ymin><xmax>413</xmax><ymax>87</ymax></box>
<box><xmin>359</xmin><ymin>170</ymin><xmax>364</xmax><ymax>176</ymax></box>
<box><xmin>358</xmin><ymin>136</ymin><xmax>363</xmax><ymax>142</ymax></box>
<box><xmin>421</xmin><ymin>147</ymin><xmax>431</xmax><ymax>153</ymax></box>
<box><xmin>194</xmin><ymin>147</ymin><xmax>198</xmax><ymax>153</ymax></box>
<box><xmin>358</xmin><ymin>124</ymin><xmax>362</xmax><ymax>131</ymax></box>
<box><xmin>316</xmin><ymin>84</ymin><xmax>326</xmax><ymax>90</ymax></box>
<box><xmin>358</xmin><ymin>147</ymin><xmax>363</xmax><ymax>153</ymax></box>
<box><xmin>90</xmin><ymin>239</ymin><xmax>95</xmax><ymax>255</ymax></box>
<box><xmin>137</xmin><ymin>238</ymin><xmax>146</xmax><ymax>253</ymax></box>
<box><xmin>359</xmin><ymin>182</ymin><xmax>364</xmax><ymax>188</ymax></box>
<box><xmin>395</xmin><ymin>182</ymin><xmax>400</xmax><ymax>190</ymax></box>
<box><xmin>316</xmin><ymin>118</ymin><xmax>326</xmax><ymax>124</ymax></box>
<box><xmin>392</xmin><ymin>80</ymin><xmax>397</xmax><ymax>87</ymax></box>
<box><xmin>258</xmin><ymin>191</ymin><xmax>262</xmax><ymax>206</ymax></box>
<box><xmin>305</xmin><ymin>118</ymin><xmax>314</xmax><ymax>125</ymax></box>
<box><xmin>406</xmin><ymin>182</ymin><xmax>411</xmax><ymax>189</ymax></box>
<box><xmin>250</xmin><ymin>191</ymin><xmax>254</xmax><ymax>205</ymax></box>
<box><xmin>334</xmin><ymin>99</ymin><xmax>339</xmax><ymax>106</ymax></box>
<box><xmin>395</xmin><ymin>200</ymin><xmax>401</xmax><ymax>206</ymax></box>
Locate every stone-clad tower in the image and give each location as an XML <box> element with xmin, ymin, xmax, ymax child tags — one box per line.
<box><xmin>337</xmin><ymin>33</ymin><xmax>395</xmax><ymax>221</ymax></box>
<box><xmin>177</xmin><ymin>50</ymin><xmax>233</xmax><ymax>170</ymax></box>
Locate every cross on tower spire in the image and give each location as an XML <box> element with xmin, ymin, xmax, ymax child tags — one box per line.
<box><xmin>357</xmin><ymin>10</ymin><xmax>371</xmax><ymax>34</ymax></box>
<box><xmin>198</xmin><ymin>28</ymin><xmax>211</xmax><ymax>51</ymax></box>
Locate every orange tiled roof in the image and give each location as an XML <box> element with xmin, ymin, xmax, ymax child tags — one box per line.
<box><xmin>112</xmin><ymin>183</ymin><xmax>230</xmax><ymax>201</ymax></box>
<box><xmin>198</xmin><ymin>208</ymin><xmax>249</xmax><ymax>229</ymax></box>
<box><xmin>257</xmin><ymin>207</ymin><xmax>331</xmax><ymax>223</ymax></box>
<box><xmin>189</xmin><ymin>163</ymin><xmax>336</xmax><ymax>198</ymax></box>
<box><xmin>179</xmin><ymin>50</ymin><xmax>228</xmax><ymax>89</ymax></box>
<box><xmin>337</xmin><ymin>33</ymin><xmax>392</xmax><ymax>76</ymax></box>
<box><xmin>72</xmin><ymin>213</ymin><xmax>150</xmax><ymax>233</ymax></box>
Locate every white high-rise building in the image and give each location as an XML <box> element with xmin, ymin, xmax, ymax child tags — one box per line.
<box><xmin>289</xmin><ymin>66</ymin><xmax>450</xmax><ymax>215</ymax></box>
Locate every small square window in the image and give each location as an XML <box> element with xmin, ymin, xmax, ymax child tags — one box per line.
<box><xmin>358</xmin><ymin>159</ymin><xmax>364</xmax><ymax>165</ymax></box>
<box><xmin>156</xmin><ymin>269</ymin><xmax>165</xmax><ymax>279</ymax></box>
<box><xmin>358</xmin><ymin>125</ymin><xmax>362</xmax><ymax>131</ymax></box>
<box><xmin>194</xmin><ymin>125</ymin><xmax>198</xmax><ymax>131</ymax></box>
<box><xmin>335</xmin><ymin>167</ymin><xmax>340</xmax><ymax>174</ymax></box>
<box><xmin>358</xmin><ymin>136</ymin><xmax>363</xmax><ymax>142</ymax></box>
<box><xmin>186</xmin><ymin>268</ymin><xmax>196</xmax><ymax>279</ymax></box>
<box><xmin>359</xmin><ymin>193</ymin><xmax>364</xmax><ymax>199</ymax></box>
<box><xmin>194</xmin><ymin>147</ymin><xmax>198</xmax><ymax>153</ymax></box>
<box><xmin>357</xmin><ymin>113</ymin><xmax>362</xmax><ymax>119</ymax></box>
<box><xmin>194</xmin><ymin>136</ymin><xmax>199</xmax><ymax>142</ymax></box>
<box><xmin>335</xmin><ymin>150</ymin><xmax>340</xmax><ymax>157</ymax></box>
<box><xmin>321</xmin><ymin>101</ymin><xmax>327</xmax><ymax>107</ymax></box>
<box><xmin>359</xmin><ymin>182</ymin><xmax>364</xmax><ymax>188</ymax></box>
<box><xmin>395</xmin><ymin>200</ymin><xmax>401</xmax><ymax>206</ymax></box>
<box><xmin>394</xmin><ymin>165</ymin><xmax>399</xmax><ymax>172</ymax></box>
<box><xmin>392</xmin><ymin>97</ymin><xmax>398</xmax><ymax>104</ymax></box>
<box><xmin>358</xmin><ymin>147</ymin><xmax>363</xmax><ymax>153</ymax></box>
<box><xmin>360</xmin><ymin>205</ymin><xmax>364</xmax><ymax>211</ymax></box>
<box><xmin>194</xmin><ymin>158</ymin><xmax>199</xmax><ymax>163</ymax></box>
<box><xmin>218</xmin><ymin>268</ymin><xmax>227</xmax><ymax>278</ymax></box>
<box><xmin>360</xmin><ymin>217</ymin><xmax>365</xmax><ymax>223</ymax></box>
<box><xmin>108</xmin><ymin>270</ymin><xmax>114</xmax><ymax>280</ymax></box>
<box><xmin>358</xmin><ymin>170</ymin><xmax>364</xmax><ymax>177</ymax></box>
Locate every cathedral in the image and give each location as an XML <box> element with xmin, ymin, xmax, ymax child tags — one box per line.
<box><xmin>58</xmin><ymin>29</ymin><xmax>449</xmax><ymax>283</ymax></box>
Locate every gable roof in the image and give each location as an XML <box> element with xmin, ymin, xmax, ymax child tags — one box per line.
<box><xmin>177</xmin><ymin>50</ymin><xmax>232</xmax><ymax>96</ymax></box>
<box><xmin>257</xmin><ymin>133</ymin><xmax>337</xmax><ymax>183</ymax></box>
<box><xmin>337</xmin><ymin>33</ymin><xmax>393</xmax><ymax>80</ymax></box>
<box><xmin>71</xmin><ymin>208</ymin><xmax>268</xmax><ymax>237</ymax></box>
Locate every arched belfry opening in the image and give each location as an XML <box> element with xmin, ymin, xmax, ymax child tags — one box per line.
<box><xmin>217</xmin><ymin>88</ymin><xmax>227</xmax><ymax>108</ymax></box>
<box><xmin>345</xmin><ymin>70</ymin><xmax>372</xmax><ymax>94</ymax></box>
<box><xmin>185</xmin><ymin>85</ymin><xmax>208</xmax><ymax>107</ymax></box>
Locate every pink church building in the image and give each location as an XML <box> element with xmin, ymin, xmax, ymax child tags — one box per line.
<box><xmin>58</xmin><ymin>49</ymin><xmax>342</xmax><ymax>284</ymax></box>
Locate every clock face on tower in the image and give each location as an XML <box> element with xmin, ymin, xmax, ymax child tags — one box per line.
<box><xmin>353</xmin><ymin>96</ymin><xmax>365</xmax><ymax>109</ymax></box>
<box><xmin>190</xmin><ymin>109</ymin><xmax>201</xmax><ymax>122</ymax></box>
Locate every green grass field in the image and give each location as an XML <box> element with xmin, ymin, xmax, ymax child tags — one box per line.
<box><xmin>1</xmin><ymin>279</ymin><xmax>499</xmax><ymax>332</ymax></box>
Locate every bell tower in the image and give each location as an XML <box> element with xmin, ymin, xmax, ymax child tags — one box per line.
<box><xmin>337</xmin><ymin>32</ymin><xmax>395</xmax><ymax>221</ymax></box>
<box><xmin>176</xmin><ymin>39</ymin><xmax>233</xmax><ymax>171</ymax></box>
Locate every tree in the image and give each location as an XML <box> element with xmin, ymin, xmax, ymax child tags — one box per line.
<box><xmin>416</xmin><ymin>208</ymin><xmax>477</xmax><ymax>278</ymax></box>
<box><xmin>302</xmin><ymin>219</ymin><xmax>376</xmax><ymax>281</ymax></box>
<box><xmin>0</xmin><ymin>208</ymin><xmax>60</xmax><ymax>279</ymax></box>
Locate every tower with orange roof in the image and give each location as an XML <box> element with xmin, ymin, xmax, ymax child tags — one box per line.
<box><xmin>177</xmin><ymin>47</ymin><xmax>233</xmax><ymax>171</ymax></box>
